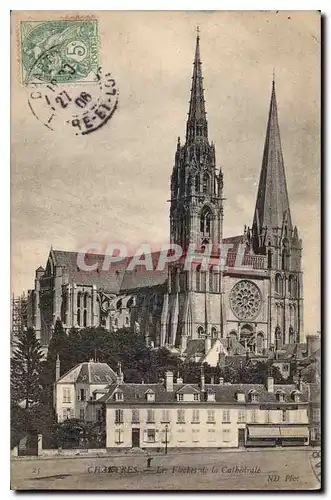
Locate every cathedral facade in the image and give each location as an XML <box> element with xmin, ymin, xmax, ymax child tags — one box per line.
<box><xmin>27</xmin><ymin>34</ymin><xmax>304</xmax><ymax>354</ymax></box>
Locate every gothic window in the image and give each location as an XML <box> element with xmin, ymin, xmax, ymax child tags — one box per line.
<box><xmin>211</xmin><ymin>326</ymin><xmax>217</xmax><ymax>339</ymax></box>
<box><xmin>195</xmin><ymin>174</ymin><xmax>200</xmax><ymax>193</ymax></box>
<box><xmin>228</xmin><ymin>331</ymin><xmax>237</xmax><ymax>348</ymax></box>
<box><xmin>202</xmin><ymin>173</ymin><xmax>209</xmax><ymax>194</ymax></box>
<box><xmin>288</xmin><ymin>275</ymin><xmax>296</xmax><ymax>297</ymax></box>
<box><xmin>267</xmin><ymin>249</ymin><xmax>272</xmax><ymax>269</ymax></box>
<box><xmin>197</xmin><ymin>326</ymin><xmax>205</xmax><ymax>338</ymax></box>
<box><xmin>200</xmin><ymin>206</ymin><xmax>212</xmax><ymax>236</ymax></box>
<box><xmin>127</xmin><ymin>297</ymin><xmax>134</xmax><ymax>308</ymax></box>
<box><xmin>229</xmin><ymin>281</ymin><xmax>262</xmax><ymax>321</ymax></box>
<box><xmin>200</xmin><ymin>270</ymin><xmax>207</xmax><ymax>292</ymax></box>
<box><xmin>196</xmin><ymin>266</ymin><xmax>200</xmax><ymax>292</ymax></box>
<box><xmin>256</xmin><ymin>332</ymin><xmax>264</xmax><ymax>354</ymax></box>
<box><xmin>179</xmin><ymin>272</ymin><xmax>187</xmax><ymax>291</ymax></box>
<box><xmin>275</xmin><ymin>274</ymin><xmax>283</xmax><ymax>295</ymax></box>
<box><xmin>282</xmin><ymin>241</ymin><xmax>290</xmax><ymax>271</ymax></box>
<box><xmin>209</xmin><ymin>270</ymin><xmax>213</xmax><ymax>292</ymax></box>
<box><xmin>289</xmin><ymin>326</ymin><xmax>295</xmax><ymax>344</ymax></box>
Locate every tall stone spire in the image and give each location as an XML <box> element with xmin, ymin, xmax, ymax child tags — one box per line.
<box><xmin>186</xmin><ymin>28</ymin><xmax>208</xmax><ymax>143</ymax></box>
<box><xmin>252</xmin><ymin>78</ymin><xmax>292</xmax><ymax>240</ymax></box>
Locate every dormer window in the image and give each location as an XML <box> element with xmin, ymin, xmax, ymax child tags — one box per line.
<box><xmin>276</xmin><ymin>390</ymin><xmax>285</xmax><ymax>403</ymax></box>
<box><xmin>114</xmin><ymin>390</ymin><xmax>124</xmax><ymax>401</ymax></box>
<box><xmin>236</xmin><ymin>392</ymin><xmax>245</xmax><ymax>403</ymax></box>
<box><xmin>207</xmin><ymin>390</ymin><xmax>215</xmax><ymax>402</ymax></box>
<box><xmin>145</xmin><ymin>389</ymin><xmax>155</xmax><ymax>402</ymax></box>
<box><xmin>291</xmin><ymin>390</ymin><xmax>301</xmax><ymax>403</ymax></box>
<box><xmin>249</xmin><ymin>390</ymin><xmax>258</xmax><ymax>403</ymax></box>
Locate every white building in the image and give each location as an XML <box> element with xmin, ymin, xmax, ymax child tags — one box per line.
<box><xmin>87</xmin><ymin>370</ymin><xmax>309</xmax><ymax>450</ymax></box>
<box><xmin>54</xmin><ymin>357</ymin><xmax>117</xmax><ymax>422</ymax></box>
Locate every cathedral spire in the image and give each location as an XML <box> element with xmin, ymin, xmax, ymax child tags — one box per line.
<box><xmin>186</xmin><ymin>28</ymin><xmax>208</xmax><ymax>143</ymax></box>
<box><xmin>252</xmin><ymin>78</ymin><xmax>292</xmax><ymax>242</ymax></box>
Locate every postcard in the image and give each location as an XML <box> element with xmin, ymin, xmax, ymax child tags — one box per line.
<box><xmin>10</xmin><ymin>10</ymin><xmax>321</xmax><ymax>491</ymax></box>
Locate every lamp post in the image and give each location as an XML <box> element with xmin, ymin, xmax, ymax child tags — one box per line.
<box><xmin>165</xmin><ymin>424</ymin><xmax>169</xmax><ymax>455</ymax></box>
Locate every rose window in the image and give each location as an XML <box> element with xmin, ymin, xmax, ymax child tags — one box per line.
<box><xmin>230</xmin><ymin>280</ymin><xmax>262</xmax><ymax>320</ymax></box>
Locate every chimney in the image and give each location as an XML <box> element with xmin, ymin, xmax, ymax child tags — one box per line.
<box><xmin>117</xmin><ymin>362</ymin><xmax>124</xmax><ymax>384</ymax></box>
<box><xmin>297</xmin><ymin>372</ymin><xmax>303</xmax><ymax>392</ymax></box>
<box><xmin>176</xmin><ymin>373</ymin><xmax>183</xmax><ymax>385</ymax></box>
<box><xmin>219</xmin><ymin>377</ymin><xmax>224</xmax><ymax>386</ymax></box>
<box><xmin>55</xmin><ymin>354</ymin><xmax>60</xmax><ymax>381</ymax></box>
<box><xmin>205</xmin><ymin>336</ymin><xmax>211</xmax><ymax>353</ymax></box>
<box><xmin>267</xmin><ymin>376</ymin><xmax>274</xmax><ymax>393</ymax></box>
<box><xmin>165</xmin><ymin>371</ymin><xmax>173</xmax><ymax>392</ymax></box>
<box><xmin>200</xmin><ymin>368</ymin><xmax>205</xmax><ymax>392</ymax></box>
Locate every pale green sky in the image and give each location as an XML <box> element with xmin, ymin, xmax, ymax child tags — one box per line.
<box><xmin>11</xmin><ymin>11</ymin><xmax>320</xmax><ymax>333</ymax></box>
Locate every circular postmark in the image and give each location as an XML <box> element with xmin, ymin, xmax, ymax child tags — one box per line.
<box><xmin>27</xmin><ymin>64</ymin><xmax>118</xmax><ymax>135</ymax></box>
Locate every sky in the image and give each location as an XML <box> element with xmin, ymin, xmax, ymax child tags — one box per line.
<box><xmin>11</xmin><ymin>10</ymin><xmax>320</xmax><ymax>334</ymax></box>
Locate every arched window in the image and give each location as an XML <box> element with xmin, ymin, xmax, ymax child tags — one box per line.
<box><xmin>116</xmin><ymin>299</ymin><xmax>122</xmax><ymax>310</ymax></box>
<box><xmin>202</xmin><ymin>173</ymin><xmax>209</xmax><ymax>194</ymax></box>
<box><xmin>195</xmin><ymin>174</ymin><xmax>200</xmax><ymax>193</ymax></box>
<box><xmin>209</xmin><ymin>270</ymin><xmax>213</xmax><ymax>292</ymax></box>
<box><xmin>77</xmin><ymin>292</ymin><xmax>81</xmax><ymax>308</ymax></box>
<box><xmin>77</xmin><ymin>308</ymin><xmax>81</xmax><ymax>326</ymax></box>
<box><xmin>256</xmin><ymin>332</ymin><xmax>264</xmax><ymax>353</ymax></box>
<box><xmin>288</xmin><ymin>275</ymin><xmax>296</xmax><ymax>297</ymax></box>
<box><xmin>289</xmin><ymin>326</ymin><xmax>295</xmax><ymax>344</ymax></box>
<box><xmin>197</xmin><ymin>326</ymin><xmax>205</xmax><ymax>338</ymax></box>
<box><xmin>200</xmin><ymin>270</ymin><xmax>207</xmax><ymax>292</ymax></box>
<box><xmin>127</xmin><ymin>297</ymin><xmax>134</xmax><ymax>308</ymax></box>
<box><xmin>196</xmin><ymin>266</ymin><xmax>200</xmax><ymax>292</ymax></box>
<box><xmin>83</xmin><ymin>293</ymin><xmax>88</xmax><ymax>308</ymax></box>
<box><xmin>209</xmin><ymin>267</ymin><xmax>219</xmax><ymax>293</ymax></box>
<box><xmin>228</xmin><ymin>331</ymin><xmax>237</xmax><ymax>348</ymax></box>
<box><xmin>267</xmin><ymin>249</ymin><xmax>272</xmax><ymax>269</ymax></box>
<box><xmin>211</xmin><ymin>326</ymin><xmax>217</xmax><ymax>339</ymax></box>
<box><xmin>282</xmin><ymin>241</ymin><xmax>290</xmax><ymax>271</ymax></box>
<box><xmin>275</xmin><ymin>274</ymin><xmax>283</xmax><ymax>295</ymax></box>
<box><xmin>83</xmin><ymin>309</ymin><xmax>87</xmax><ymax>327</ymax></box>
<box><xmin>200</xmin><ymin>206</ymin><xmax>212</xmax><ymax>236</ymax></box>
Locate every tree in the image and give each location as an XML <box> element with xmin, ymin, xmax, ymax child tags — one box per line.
<box><xmin>11</xmin><ymin>327</ymin><xmax>44</xmax><ymax>410</ymax></box>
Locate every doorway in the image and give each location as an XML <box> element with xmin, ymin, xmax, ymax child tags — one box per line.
<box><xmin>132</xmin><ymin>428</ymin><xmax>140</xmax><ymax>448</ymax></box>
<box><xmin>238</xmin><ymin>428</ymin><xmax>245</xmax><ymax>447</ymax></box>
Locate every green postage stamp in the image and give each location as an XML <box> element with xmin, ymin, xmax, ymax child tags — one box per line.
<box><xmin>20</xmin><ymin>19</ymin><xmax>99</xmax><ymax>84</ymax></box>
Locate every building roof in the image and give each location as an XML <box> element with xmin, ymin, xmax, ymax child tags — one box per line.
<box><xmin>57</xmin><ymin>361</ymin><xmax>117</xmax><ymax>385</ymax></box>
<box><xmin>94</xmin><ymin>380</ymin><xmax>309</xmax><ymax>406</ymax></box>
<box><xmin>48</xmin><ymin>249</ymin><xmax>167</xmax><ymax>293</ymax></box>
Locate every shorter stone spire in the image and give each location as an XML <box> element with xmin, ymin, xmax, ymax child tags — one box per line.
<box><xmin>252</xmin><ymin>78</ymin><xmax>292</xmax><ymax>245</ymax></box>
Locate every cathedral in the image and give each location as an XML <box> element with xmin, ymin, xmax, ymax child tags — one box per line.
<box><xmin>27</xmin><ymin>33</ymin><xmax>304</xmax><ymax>355</ymax></box>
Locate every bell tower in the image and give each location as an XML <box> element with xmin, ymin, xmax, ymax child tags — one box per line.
<box><xmin>170</xmin><ymin>30</ymin><xmax>223</xmax><ymax>252</ymax></box>
<box><xmin>249</xmin><ymin>78</ymin><xmax>304</xmax><ymax>345</ymax></box>
<box><xmin>161</xmin><ymin>30</ymin><xmax>224</xmax><ymax>349</ymax></box>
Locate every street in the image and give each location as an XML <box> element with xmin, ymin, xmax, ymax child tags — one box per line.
<box><xmin>11</xmin><ymin>448</ymin><xmax>321</xmax><ymax>490</ymax></box>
